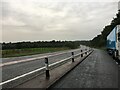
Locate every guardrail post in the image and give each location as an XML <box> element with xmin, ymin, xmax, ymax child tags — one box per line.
<box><xmin>71</xmin><ymin>52</ymin><xmax>74</xmax><ymax>62</ymax></box>
<box><xmin>45</xmin><ymin>57</ymin><xmax>50</xmax><ymax>79</ymax></box>
<box><xmin>81</xmin><ymin>50</ymin><xmax>83</xmax><ymax>57</ymax></box>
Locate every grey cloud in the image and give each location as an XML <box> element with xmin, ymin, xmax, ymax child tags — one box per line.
<box><xmin>1</xmin><ymin>0</ymin><xmax>118</xmax><ymax>42</ymax></box>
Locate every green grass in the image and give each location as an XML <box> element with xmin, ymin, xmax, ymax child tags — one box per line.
<box><xmin>2</xmin><ymin>47</ymin><xmax>70</xmax><ymax>58</ymax></box>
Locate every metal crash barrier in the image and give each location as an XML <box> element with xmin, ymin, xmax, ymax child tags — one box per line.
<box><xmin>1</xmin><ymin>47</ymin><xmax>93</xmax><ymax>88</ymax></box>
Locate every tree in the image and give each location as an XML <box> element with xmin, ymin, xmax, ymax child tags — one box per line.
<box><xmin>91</xmin><ymin>10</ymin><xmax>120</xmax><ymax>47</ymax></box>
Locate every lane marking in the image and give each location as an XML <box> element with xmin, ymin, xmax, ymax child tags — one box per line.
<box><xmin>0</xmin><ymin>49</ymin><xmax>91</xmax><ymax>86</ymax></box>
<box><xmin>0</xmin><ymin>57</ymin><xmax>72</xmax><ymax>85</ymax></box>
<box><xmin>0</xmin><ymin>66</ymin><xmax>45</xmax><ymax>85</ymax></box>
<box><xmin>0</xmin><ymin>49</ymin><xmax>81</xmax><ymax>67</ymax></box>
<box><xmin>0</xmin><ymin>57</ymin><xmax>72</xmax><ymax>86</ymax></box>
<box><xmin>0</xmin><ymin>51</ymin><xmax>85</xmax><ymax>86</ymax></box>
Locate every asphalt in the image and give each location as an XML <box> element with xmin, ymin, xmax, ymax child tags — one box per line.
<box><xmin>2</xmin><ymin>46</ymin><xmax>87</xmax><ymax>82</ymax></box>
<box><xmin>50</xmin><ymin>49</ymin><xmax>118</xmax><ymax>88</ymax></box>
<box><xmin>2</xmin><ymin>48</ymin><xmax>80</xmax><ymax>63</ymax></box>
<box><xmin>14</xmin><ymin>49</ymin><xmax>92</xmax><ymax>88</ymax></box>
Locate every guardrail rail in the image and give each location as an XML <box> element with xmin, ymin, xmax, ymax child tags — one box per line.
<box><xmin>0</xmin><ymin>47</ymin><xmax>93</xmax><ymax>88</ymax></box>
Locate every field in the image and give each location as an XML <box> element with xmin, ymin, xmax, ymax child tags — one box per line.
<box><xmin>2</xmin><ymin>47</ymin><xmax>70</xmax><ymax>58</ymax></box>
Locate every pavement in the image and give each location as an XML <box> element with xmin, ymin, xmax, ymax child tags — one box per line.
<box><xmin>2</xmin><ymin>48</ymin><xmax>118</xmax><ymax>89</ymax></box>
<box><xmin>50</xmin><ymin>49</ymin><xmax>118</xmax><ymax>88</ymax></box>
<box><xmin>2</xmin><ymin>47</ymin><xmax>86</xmax><ymax>82</ymax></box>
<box><xmin>2</xmin><ymin>47</ymin><xmax>85</xmax><ymax>63</ymax></box>
<box><xmin>12</xmin><ymin>50</ymin><xmax>92</xmax><ymax>88</ymax></box>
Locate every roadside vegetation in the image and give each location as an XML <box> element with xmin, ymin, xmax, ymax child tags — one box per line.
<box><xmin>90</xmin><ymin>10</ymin><xmax>120</xmax><ymax>48</ymax></box>
<box><xmin>2</xmin><ymin>6</ymin><xmax>119</xmax><ymax>57</ymax></box>
<box><xmin>80</xmin><ymin>10</ymin><xmax>120</xmax><ymax>48</ymax></box>
<box><xmin>2</xmin><ymin>47</ymin><xmax>69</xmax><ymax>58</ymax></box>
<box><xmin>2</xmin><ymin>40</ymin><xmax>81</xmax><ymax>58</ymax></box>
<box><xmin>2</xmin><ymin>40</ymin><xmax>80</xmax><ymax>50</ymax></box>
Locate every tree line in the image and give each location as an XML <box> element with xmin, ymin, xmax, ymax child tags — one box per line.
<box><xmin>90</xmin><ymin>9</ymin><xmax>120</xmax><ymax>48</ymax></box>
<box><xmin>2</xmin><ymin>40</ymin><xmax>81</xmax><ymax>50</ymax></box>
<box><xmin>2</xmin><ymin>7</ymin><xmax>119</xmax><ymax>49</ymax></box>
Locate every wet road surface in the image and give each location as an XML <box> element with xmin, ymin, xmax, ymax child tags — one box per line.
<box><xmin>51</xmin><ymin>49</ymin><xmax>118</xmax><ymax>88</ymax></box>
<box><xmin>2</xmin><ymin>46</ymin><xmax>88</xmax><ymax>82</ymax></box>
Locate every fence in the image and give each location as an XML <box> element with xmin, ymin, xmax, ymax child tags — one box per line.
<box><xmin>0</xmin><ymin>48</ymin><xmax>93</xmax><ymax>88</ymax></box>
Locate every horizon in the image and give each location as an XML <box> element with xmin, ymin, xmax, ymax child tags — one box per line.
<box><xmin>1</xmin><ymin>0</ymin><xmax>119</xmax><ymax>43</ymax></box>
<box><xmin>1</xmin><ymin>39</ymin><xmax>91</xmax><ymax>44</ymax></box>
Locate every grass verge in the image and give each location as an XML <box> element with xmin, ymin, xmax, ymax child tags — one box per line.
<box><xmin>2</xmin><ymin>47</ymin><xmax>70</xmax><ymax>58</ymax></box>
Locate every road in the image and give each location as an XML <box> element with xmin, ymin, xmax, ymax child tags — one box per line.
<box><xmin>51</xmin><ymin>49</ymin><xmax>118</xmax><ymax>88</ymax></box>
<box><xmin>1</xmin><ymin>46</ymin><xmax>88</xmax><ymax>82</ymax></box>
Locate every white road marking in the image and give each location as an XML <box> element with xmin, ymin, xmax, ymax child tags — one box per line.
<box><xmin>0</xmin><ymin>49</ymin><xmax>91</xmax><ymax>86</ymax></box>
<box><xmin>0</xmin><ymin>51</ymin><xmax>85</xmax><ymax>86</ymax></box>
<box><xmin>0</xmin><ymin>49</ymin><xmax>81</xmax><ymax>67</ymax></box>
<box><xmin>0</xmin><ymin>57</ymin><xmax>72</xmax><ymax>86</ymax></box>
<box><xmin>0</xmin><ymin>66</ymin><xmax>45</xmax><ymax>85</ymax></box>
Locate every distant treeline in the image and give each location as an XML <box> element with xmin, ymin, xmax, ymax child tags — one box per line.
<box><xmin>3</xmin><ymin>10</ymin><xmax>119</xmax><ymax>49</ymax></box>
<box><xmin>90</xmin><ymin>9</ymin><xmax>120</xmax><ymax>48</ymax></box>
<box><xmin>2</xmin><ymin>40</ymin><xmax>85</xmax><ymax>50</ymax></box>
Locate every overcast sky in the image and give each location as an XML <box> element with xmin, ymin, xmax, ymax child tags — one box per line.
<box><xmin>1</xmin><ymin>0</ymin><xmax>119</xmax><ymax>42</ymax></box>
